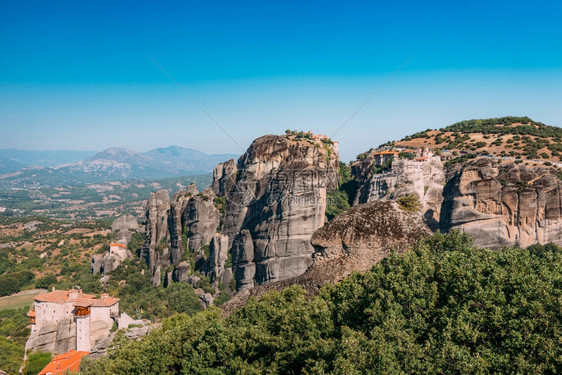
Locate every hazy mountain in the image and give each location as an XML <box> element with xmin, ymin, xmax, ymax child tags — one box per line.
<box><xmin>145</xmin><ymin>146</ymin><xmax>238</xmax><ymax>175</ymax></box>
<box><xmin>0</xmin><ymin>149</ymin><xmax>97</xmax><ymax>168</ymax></box>
<box><xmin>0</xmin><ymin>156</ymin><xmax>28</xmax><ymax>174</ymax></box>
<box><xmin>0</xmin><ymin>146</ymin><xmax>238</xmax><ymax>187</ymax></box>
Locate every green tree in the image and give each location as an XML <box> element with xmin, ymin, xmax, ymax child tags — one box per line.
<box><xmin>325</xmin><ymin>190</ymin><xmax>350</xmax><ymax>221</ymax></box>
<box><xmin>35</xmin><ymin>273</ymin><xmax>57</xmax><ymax>289</ymax></box>
<box><xmin>80</xmin><ymin>232</ymin><xmax>562</xmax><ymax>375</ymax></box>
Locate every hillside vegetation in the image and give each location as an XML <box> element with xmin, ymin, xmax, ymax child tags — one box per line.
<box><xmin>393</xmin><ymin>116</ymin><xmax>562</xmax><ymax>162</ymax></box>
<box><xmin>0</xmin><ymin>216</ymin><xmax>112</xmax><ymax>298</ymax></box>
<box><xmin>0</xmin><ymin>216</ymin><xmax>205</xmax><ymax>373</ymax></box>
<box><xmin>0</xmin><ymin>174</ymin><xmax>212</xmax><ymax>220</ymax></box>
<box><xmin>81</xmin><ymin>232</ymin><xmax>561</xmax><ymax>374</ymax></box>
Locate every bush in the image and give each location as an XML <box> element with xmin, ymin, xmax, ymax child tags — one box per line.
<box><xmin>325</xmin><ymin>190</ymin><xmax>350</xmax><ymax>221</ymax></box>
<box><xmin>26</xmin><ymin>351</ymin><xmax>52</xmax><ymax>375</ymax></box>
<box><xmin>397</xmin><ymin>194</ymin><xmax>421</xmax><ymax>212</ymax></box>
<box><xmin>35</xmin><ymin>273</ymin><xmax>57</xmax><ymax>289</ymax></box>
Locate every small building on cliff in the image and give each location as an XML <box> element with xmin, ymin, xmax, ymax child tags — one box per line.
<box><xmin>26</xmin><ymin>288</ymin><xmax>133</xmax><ymax>354</ymax></box>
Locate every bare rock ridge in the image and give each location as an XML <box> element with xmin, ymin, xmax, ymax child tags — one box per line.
<box><xmin>140</xmin><ymin>134</ymin><xmax>339</xmax><ymax>290</ymax></box>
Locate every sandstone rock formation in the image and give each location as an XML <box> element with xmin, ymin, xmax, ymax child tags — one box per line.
<box><xmin>27</xmin><ymin>317</ymin><xmax>77</xmax><ymax>353</ymax></box>
<box><xmin>352</xmin><ymin>150</ymin><xmax>562</xmax><ymax>249</ymax></box>
<box><xmin>91</xmin><ymin>239</ymin><xmax>131</xmax><ymax>276</ymax></box>
<box><xmin>211</xmin><ymin>159</ymin><xmax>237</xmax><ymax>196</ymax></box>
<box><xmin>140</xmin><ymin>184</ymin><xmax>220</xmax><ymax>285</ymax></box>
<box><xmin>204</xmin><ymin>233</ymin><xmax>230</xmax><ymax>284</ymax></box>
<box><xmin>221</xmin><ymin>134</ymin><xmax>339</xmax><ymax>289</ymax></box>
<box><xmin>352</xmin><ymin>156</ymin><xmax>445</xmax><ymax>230</ymax></box>
<box><xmin>111</xmin><ymin>214</ymin><xmax>141</xmax><ymax>242</ymax></box>
<box><xmin>140</xmin><ymin>134</ymin><xmax>339</xmax><ymax>291</ymax></box>
<box><xmin>230</xmin><ymin>229</ymin><xmax>256</xmax><ymax>291</ymax></box>
<box><xmin>440</xmin><ymin>158</ymin><xmax>562</xmax><ymax>248</ymax></box>
<box><xmin>140</xmin><ymin>189</ymin><xmax>171</xmax><ymax>285</ymax></box>
<box><xmin>222</xmin><ymin>200</ymin><xmax>431</xmax><ymax>314</ymax></box>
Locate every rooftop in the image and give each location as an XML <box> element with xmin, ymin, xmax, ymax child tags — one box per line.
<box><xmin>375</xmin><ymin>150</ymin><xmax>400</xmax><ymax>155</ymax></box>
<box><xmin>34</xmin><ymin>289</ymin><xmax>119</xmax><ymax>307</ymax></box>
<box><xmin>38</xmin><ymin>350</ymin><xmax>89</xmax><ymax>375</ymax></box>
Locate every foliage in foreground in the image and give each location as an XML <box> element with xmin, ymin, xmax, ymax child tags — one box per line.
<box><xmin>0</xmin><ymin>308</ymin><xmax>30</xmax><ymax>374</ymax></box>
<box><xmin>81</xmin><ymin>232</ymin><xmax>561</xmax><ymax>374</ymax></box>
<box><xmin>25</xmin><ymin>352</ymin><xmax>52</xmax><ymax>375</ymax></box>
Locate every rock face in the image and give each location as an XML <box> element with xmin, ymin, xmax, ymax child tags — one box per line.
<box><xmin>27</xmin><ymin>317</ymin><xmax>77</xmax><ymax>354</ymax></box>
<box><xmin>440</xmin><ymin>159</ymin><xmax>562</xmax><ymax>248</ymax></box>
<box><xmin>140</xmin><ymin>189</ymin><xmax>171</xmax><ymax>285</ymax></box>
<box><xmin>141</xmin><ymin>134</ymin><xmax>339</xmax><ymax>291</ymax></box>
<box><xmin>211</xmin><ymin>159</ymin><xmax>237</xmax><ymax>196</ymax></box>
<box><xmin>181</xmin><ymin>188</ymin><xmax>220</xmax><ymax>255</ymax></box>
<box><xmin>140</xmin><ymin>184</ymin><xmax>220</xmax><ymax>285</ymax></box>
<box><xmin>221</xmin><ymin>201</ymin><xmax>431</xmax><ymax>314</ymax></box>
<box><xmin>353</xmin><ymin>152</ymin><xmax>562</xmax><ymax>249</ymax></box>
<box><xmin>91</xmin><ymin>239</ymin><xmax>131</xmax><ymax>276</ymax></box>
<box><xmin>111</xmin><ymin>214</ymin><xmax>140</xmax><ymax>242</ymax></box>
<box><xmin>204</xmin><ymin>234</ymin><xmax>230</xmax><ymax>284</ymax></box>
<box><xmin>230</xmin><ymin>230</ymin><xmax>256</xmax><ymax>291</ymax></box>
<box><xmin>221</xmin><ymin>134</ymin><xmax>339</xmax><ymax>289</ymax></box>
<box><xmin>91</xmin><ymin>215</ymin><xmax>140</xmax><ymax>276</ymax></box>
<box><xmin>353</xmin><ymin>156</ymin><xmax>445</xmax><ymax>230</ymax></box>
<box><xmin>311</xmin><ymin>200</ymin><xmax>432</xmax><ymax>264</ymax></box>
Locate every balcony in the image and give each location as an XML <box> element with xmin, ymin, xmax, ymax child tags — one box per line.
<box><xmin>74</xmin><ymin>306</ymin><xmax>91</xmax><ymax>317</ymax></box>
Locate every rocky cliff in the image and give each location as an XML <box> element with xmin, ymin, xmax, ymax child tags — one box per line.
<box><xmin>352</xmin><ymin>156</ymin><xmax>445</xmax><ymax>230</ymax></box>
<box><xmin>91</xmin><ymin>215</ymin><xmax>140</xmax><ymax>276</ymax></box>
<box><xmin>440</xmin><ymin>158</ymin><xmax>562</xmax><ymax>248</ymax></box>
<box><xmin>140</xmin><ymin>184</ymin><xmax>220</xmax><ymax>286</ymax></box>
<box><xmin>221</xmin><ymin>134</ymin><xmax>339</xmax><ymax>290</ymax></box>
<box><xmin>222</xmin><ymin>200</ymin><xmax>431</xmax><ymax>313</ymax></box>
<box><xmin>352</xmin><ymin>151</ymin><xmax>562</xmax><ymax>249</ymax></box>
<box><xmin>139</xmin><ymin>133</ymin><xmax>338</xmax><ymax>291</ymax></box>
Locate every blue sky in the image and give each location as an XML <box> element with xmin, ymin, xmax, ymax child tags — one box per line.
<box><xmin>1</xmin><ymin>0</ymin><xmax>561</xmax><ymax>161</ymax></box>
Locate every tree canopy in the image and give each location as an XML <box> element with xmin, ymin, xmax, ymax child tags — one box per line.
<box><xmin>81</xmin><ymin>232</ymin><xmax>561</xmax><ymax>375</ymax></box>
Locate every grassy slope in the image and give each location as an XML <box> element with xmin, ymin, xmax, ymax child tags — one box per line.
<box><xmin>0</xmin><ymin>290</ymin><xmax>45</xmax><ymax>312</ymax></box>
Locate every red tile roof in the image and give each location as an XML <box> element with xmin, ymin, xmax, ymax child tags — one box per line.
<box><xmin>375</xmin><ymin>150</ymin><xmax>399</xmax><ymax>155</ymax></box>
<box><xmin>110</xmin><ymin>243</ymin><xmax>127</xmax><ymax>248</ymax></box>
<box><xmin>91</xmin><ymin>296</ymin><xmax>119</xmax><ymax>307</ymax></box>
<box><xmin>34</xmin><ymin>289</ymin><xmax>118</xmax><ymax>307</ymax></box>
<box><xmin>38</xmin><ymin>350</ymin><xmax>88</xmax><ymax>375</ymax></box>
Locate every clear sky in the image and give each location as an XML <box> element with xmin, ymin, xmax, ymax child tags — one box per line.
<box><xmin>1</xmin><ymin>0</ymin><xmax>561</xmax><ymax>161</ymax></box>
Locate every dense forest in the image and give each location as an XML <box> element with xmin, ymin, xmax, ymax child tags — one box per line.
<box><xmin>81</xmin><ymin>232</ymin><xmax>561</xmax><ymax>374</ymax></box>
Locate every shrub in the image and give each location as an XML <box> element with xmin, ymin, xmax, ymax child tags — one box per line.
<box><xmin>35</xmin><ymin>273</ymin><xmax>57</xmax><ymax>289</ymax></box>
<box><xmin>397</xmin><ymin>194</ymin><xmax>421</xmax><ymax>212</ymax></box>
<box><xmin>325</xmin><ymin>190</ymin><xmax>350</xmax><ymax>221</ymax></box>
<box><xmin>26</xmin><ymin>351</ymin><xmax>52</xmax><ymax>375</ymax></box>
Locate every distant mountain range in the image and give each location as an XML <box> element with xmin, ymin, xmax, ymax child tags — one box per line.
<box><xmin>0</xmin><ymin>149</ymin><xmax>97</xmax><ymax>173</ymax></box>
<box><xmin>0</xmin><ymin>146</ymin><xmax>238</xmax><ymax>187</ymax></box>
